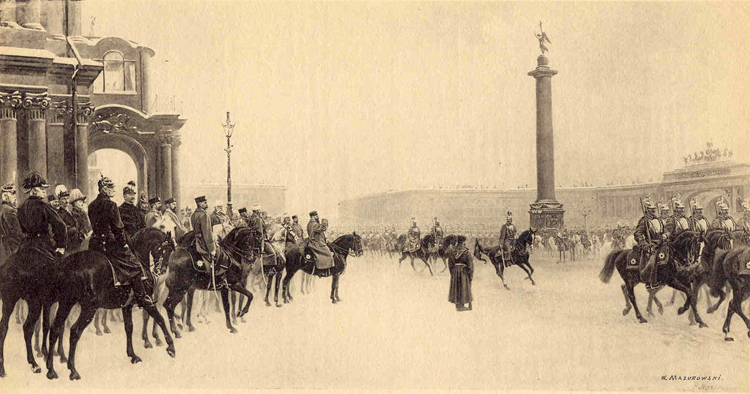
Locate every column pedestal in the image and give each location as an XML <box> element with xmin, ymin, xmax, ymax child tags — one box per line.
<box><xmin>0</xmin><ymin>0</ymin><xmax>19</xmax><ymax>27</ymax></box>
<box><xmin>17</xmin><ymin>0</ymin><xmax>44</xmax><ymax>30</ymax></box>
<box><xmin>528</xmin><ymin>54</ymin><xmax>564</xmax><ymax>231</ymax></box>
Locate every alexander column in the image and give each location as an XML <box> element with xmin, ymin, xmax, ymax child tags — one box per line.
<box><xmin>528</xmin><ymin>21</ymin><xmax>564</xmax><ymax>231</ymax></box>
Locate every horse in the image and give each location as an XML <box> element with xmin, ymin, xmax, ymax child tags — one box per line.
<box><xmin>473</xmin><ymin>229</ymin><xmax>536</xmax><ymax>289</ymax></box>
<box><xmin>707</xmin><ymin>245</ymin><xmax>750</xmax><ymax>341</ymax></box>
<box><xmin>423</xmin><ymin>234</ymin><xmax>448</xmax><ymax>273</ymax></box>
<box><xmin>43</xmin><ymin>227</ymin><xmax>176</xmax><ymax>380</ymax></box>
<box><xmin>0</xmin><ymin>235</ymin><xmax>65</xmax><ymax>378</ymax></box>
<box><xmin>139</xmin><ymin>229</ymin><xmax>182</xmax><ymax>349</ymax></box>
<box><xmin>162</xmin><ymin>227</ymin><xmax>255</xmax><ymax>337</ymax></box>
<box><xmin>396</xmin><ymin>234</ymin><xmax>434</xmax><ymax>276</ymax></box>
<box><xmin>598</xmin><ymin>230</ymin><xmax>706</xmax><ymax>326</ymax></box>
<box><xmin>281</xmin><ymin>233</ymin><xmax>363</xmax><ymax>304</ymax></box>
<box><xmin>260</xmin><ymin>240</ymin><xmax>286</xmax><ymax>308</ymax></box>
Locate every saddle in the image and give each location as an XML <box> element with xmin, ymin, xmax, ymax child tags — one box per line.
<box><xmin>303</xmin><ymin>243</ymin><xmax>335</xmax><ymax>271</ymax></box>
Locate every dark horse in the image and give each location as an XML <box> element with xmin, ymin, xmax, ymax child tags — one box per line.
<box><xmin>473</xmin><ymin>229</ymin><xmax>537</xmax><ymax>289</ymax></box>
<box><xmin>423</xmin><ymin>234</ymin><xmax>448</xmax><ymax>274</ymax></box>
<box><xmin>162</xmin><ymin>228</ymin><xmax>256</xmax><ymax>337</ymax></box>
<box><xmin>599</xmin><ymin>231</ymin><xmax>706</xmax><ymax>326</ymax></box>
<box><xmin>706</xmin><ymin>231</ymin><xmax>750</xmax><ymax>341</ymax></box>
<box><xmin>43</xmin><ymin>227</ymin><xmax>177</xmax><ymax>380</ymax></box>
<box><xmin>396</xmin><ymin>234</ymin><xmax>434</xmax><ymax>276</ymax></box>
<box><xmin>0</xmin><ymin>240</ymin><xmax>61</xmax><ymax>378</ymax></box>
<box><xmin>281</xmin><ymin>233</ymin><xmax>363</xmax><ymax>304</ymax></box>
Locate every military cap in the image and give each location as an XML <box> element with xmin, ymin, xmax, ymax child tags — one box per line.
<box><xmin>238</xmin><ymin>207</ymin><xmax>247</xmax><ymax>214</ymax></box>
<box><xmin>195</xmin><ymin>196</ymin><xmax>207</xmax><ymax>204</ymax></box>
<box><xmin>310</xmin><ymin>211</ymin><xmax>318</xmax><ymax>217</ymax></box>
<box><xmin>47</xmin><ymin>193</ymin><xmax>57</xmax><ymax>201</ymax></box>
<box><xmin>123</xmin><ymin>181</ymin><xmax>137</xmax><ymax>195</ymax></box>
<box><xmin>69</xmin><ymin>188</ymin><xmax>86</xmax><ymax>203</ymax></box>
<box><xmin>22</xmin><ymin>171</ymin><xmax>49</xmax><ymax>191</ymax></box>
<box><xmin>148</xmin><ymin>197</ymin><xmax>161</xmax><ymax>205</ymax></box>
<box><xmin>292</xmin><ymin>214</ymin><xmax>298</xmax><ymax>219</ymax></box>
<box><xmin>164</xmin><ymin>197</ymin><xmax>175</xmax><ymax>205</ymax></box>
<box><xmin>55</xmin><ymin>184</ymin><xmax>69</xmax><ymax>199</ymax></box>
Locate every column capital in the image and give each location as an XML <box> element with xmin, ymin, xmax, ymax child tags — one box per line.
<box><xmin>158</xmin><ymin>133</ymin><xmax>173</xmax><ymax>147</ymax></box>
<box><xmin>22</xmin><ymin>92</ymin><xmax>51</xmax><ymax>110</ymax></box>
<box><xmin>171</xmin><ymin>134</ymin><xmax>182</xmax><ymax>148</ymax></box>
<box><xmin>0</xmin><ymin>91</ymin><xmax>23</xmax><ymax>109</ymax></box>
<box><xmin>52</xmin><ymin>100</ymin><xmax>94</xmax><ymax>124</ymax></box>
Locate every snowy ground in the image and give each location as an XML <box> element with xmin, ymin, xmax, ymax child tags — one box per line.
<box><xmin>1</xmin><ymin>251</ymin><xmax>748</xmax><ymax>393</ymax></box>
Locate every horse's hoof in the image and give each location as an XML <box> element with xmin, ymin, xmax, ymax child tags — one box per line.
<box><xmin>531</xmin><ymin>281</ymin><xmax>536</xmax><ymax>286</ymax></box>
<box><xmin>188</xmin><ymin>325</ymin><xmax>195</xmax><ymax>333</ymax></box>
<box><xmin>647</xmin><ymin>311</ymin><xmax>654</xmax><ymax>318</ymax></box>
<box><xmin>95</xmin><ymin>330</ymin><xmax>103</xmax><ymax>336</ymax></box>
<box><xmin>69</xmin><ymin>370</ymin><xmax>81</xmax><ymax>380</ymax></box>
<box><xmin>725</xmin><ymin>336</ymin><xmax>735</xmax><ymax>342</ymax></box>
<box><xmin>658</xmin><ymin>307</ymin><xmax>664</xmax><ymax>316</ymax></box>
<box><xmin>332</xmin><ymin>299</ymin><xmax>338</xmax><ymax>304</ymax></box>
<box><xmin>678</xmin><ymin>307</ymin><xmax>688</xmax><ymax>316</ymax></box>
<box><xmin>638</xmin><ymin>317</ymin><xmax>648</xmax><ymax>324</ymax></box>
<box><xmin>229</xmin><ymin>327</ymin><xmax>238</xmax><ymax>334</ymax></box>
<box><xmin>707</xmin><ymin>307</ymin><xmax>717</xmax><ymax>314</ymax></box>
<box><xmin>131</xmin><ymin>355</ymin><xmax>142</xmax><ymax>364</ymax></box>
<box><xmin>0</xmin><ymin>368</ymin><xmax>5</xmax><ymax>378</ymax></box>
<box><xmin>265</xmin><ymin>301</ymin><xmax>271</xmax><ymax>307</ymax></box>
<box><xmin>175</xmin><ymin>331</ymin><xmax>182</xmax><ymax>339</ymax></box>
<box><xmin>103</xmin><ymin>327</ymin><xmax>111</xmax><ymax>334</ymax></box>
<box><xmin>59</xmin><ymin>356</ymin><xmax>67</xmax><ymax>364</ymax></box>
<box><xmin>698</xmin><ymin>322</ymin><xmax>708</xmax><ymax>329</ymax></box>
<box><xmin>276</xmin><ymin>303</ymin><xmax>282</xmax><ymax>308</ymax></box>
<box><xmin>155</xmin><ymin>338</ymin><xmax>163</xmax><ymax>347</ymax></box>
<box><xmin>166</xmin><ymin>345</ymin><xmax>176</xmax><ymax>358</ymax></box>
<box><xmin>144</xmin><ymin>341</ymin><xmax>153</xmax><ymax>349</ymax></box>
<box><xmin>36</xmin><ymin>351</ymin><xmax>43</xmax><ymax>358</ymax></box>
<box><xmin>622</xmin><ymin>308</ymin><xmax>631</xmax><ymax>316</ymax></box>
<box><xmin>46</xmin><ymin>370</ymin><xmax>58</xmax><ymax>380</ymax></box>
<box><xmin>31</xmin><ymin>365</ymin><xmax>41</xmax><ymax>373</ymax></box>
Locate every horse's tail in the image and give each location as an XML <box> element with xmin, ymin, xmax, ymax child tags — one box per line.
<box><xmin>599</xmin><ymin>250</ymin><xmax>622</xmax><ymax>284</ymax></box>
<box><xmin>708</xmin><ymin>249</ymin><xmax>730</xmax><ymax>297</ymax></box>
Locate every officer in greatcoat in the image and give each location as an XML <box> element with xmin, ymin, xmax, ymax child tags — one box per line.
<box><xmin>17</xmin><ymin>172</ymin><xmax>67</xmax><ymax>261</ymax></box>
<box><xmin>498</xmin><ymin>212</ymin><xmax>517</xmax><ymax>264</ymax></box>
<box><xmin>191</xmin><ymin>196</ymin><xmax>215</xmax><ymax>269</ymax></box>
<box><xmin>145</xmin><ymin>197</ymin><xmax>163</xmax><ymax>229</ymax></box>
<box><xmin>88</xmin><ymin>176</ymin><xmax>154</xmax><ymax>306</ymax></box>
<box><xmin>119</xmin><ymin>181</ymin><xmax>146</xmax><ymax>239</ymax></box>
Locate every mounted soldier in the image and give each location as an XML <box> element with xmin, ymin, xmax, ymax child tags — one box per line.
<box><xmin>145</xmin><ymin>197</ymin><xmax>164</xmax><ymax>229</ymax></box>
<box><xmin>0</xmin><ymin>182</ymin><xmax>23</xmax><ymax>263</ymax></box>
<box><xmin>248</xmin><ymin>204</ymin><xmax>266</xmax><ymax>253</ymax></box>
<box><xmin>291</xmin><ymin>214</ymin><xmax>304</xmax><ymax>241</ymax></box>
<box><xmin>191</xmin><ymin>195</ymin><xmax>216</xmax><ymax>272</ymax></box>
<box><xmin>17</xmin><ymin>172</ymin><xmax>66</xmax><ymax>262</ymax></box>
<box><xmin>138</xmin><ymin>191</ymin><xmax>150</xmax><ymax>221</ymax></box>
<box><xmin>406</xmin><ymin>217</ymin><xmax>421</xmax><ymax>253</ymax></box>
<box><xmin>738</xmin><ymin>201</ymin><xmax>750</xmax><ymax>233</ymax></box>
<box><xmin>634</xmin><ymin>197</ymin><xmax>668</xmax><ymax>289</ymax></box>
<box><xmin>88</xmin><ymin>175</ymin><xmax>154</xmax><ymax>306</ymax></box>
<box><xmin>162</xmin><ymin>197</ymin><xmax>187</xmax><ymax>241</ymax></box>
<box><xmin>711</xmin><ymin>202</ymin><xmax>737</xmax><ymax>248</ymax></box>
<box><xmin>498</xmin><ymin>211</ymin><xmax>517</xmax><ymax>265</ymax></box>
<box><xmin>666</xmin><ymin>197</ymin><xmax>690</xmax><ymax>236</ymax></box>
<box><xmin>54</xmin><ymin>185</ymin><xmax>85</xmax><ymax>252</ymax></box>
<box><xmin>688</xmin><ymin>201</ymin><xmax>709</xmax><ymax>232</ymax></box>
<box><xmin>119</xmin><ymin>181</ymin><xmax>146</xmax><ymax>239</ymax></box>
<box><xmin>234</xmin><ymin>207</ymin><xmax>249</xmax><ymax>228</ymax></box>
<box><xmin>69</xmin><ymin>188</ymin><xmax>92</xmax><ymax>241</ymax></box>
<box><xmin>47</xmin><ymin>192</ymin><xmax>59</xmax><ymax>209</ymax></box>
<box><xmin>430</xmin><ymin>217</ymin><xmax>444</xmax><ymax>252</ymax></box>
<box><xmin>306</xmin><ymin>211</ymin><xmax>334</xmax><ymax>269</ymax></box>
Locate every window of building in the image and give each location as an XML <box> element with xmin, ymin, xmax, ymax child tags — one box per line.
<box><xmin>92</xmin><ymin>51</ymin><xmax>136</xmax><ymax>93</ymax></box>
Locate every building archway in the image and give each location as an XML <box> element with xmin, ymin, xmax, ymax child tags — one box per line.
<box><xmin>686</xmin><ymin>189</ymin><xmax>730</xmax><ymax>219</ymax></box>
<box><xmin>88</xmin><ymin>135</ymin><xmax>148</xmax><ymax>199</ymax></box>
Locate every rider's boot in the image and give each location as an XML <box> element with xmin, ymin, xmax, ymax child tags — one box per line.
<box><xmin>132</xmin><ymin>277</ymin><xmax>156</xmax><ymax>308</ymax></box>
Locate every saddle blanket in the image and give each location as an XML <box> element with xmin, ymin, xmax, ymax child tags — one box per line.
<box><xmin>739</xmin><ymin>248</ymin><xmax>750</xmax><ymax>276</ymax></box>
<box><xmin>306</xmin><ymin>242</ymin><xmax>334</xmax><ymax>270</ymax></box>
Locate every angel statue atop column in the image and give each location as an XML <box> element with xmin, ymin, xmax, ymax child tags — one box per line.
<box><xmin>535</xmin><ymin>20</ymin><xmax>552</xmax><ymax>54</ymax></box>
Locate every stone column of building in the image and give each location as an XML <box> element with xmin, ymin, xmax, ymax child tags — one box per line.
<box><xmin>47</xmin><ymin>99</ymin><xmax>68</xmax><ymax>188</ymax></box>
<box><xmin>158</xmin><ymin>132</ymin><xmax>173</xmax><ymax>200</ymax></box>
<box><xmin>140</xmin><ymin>49</ymin><xmax>155</xmax><ymax>114</ymax></box>
<box><xmin>17</xmin><ymin>0</ymin><xmax>43</xmax><ymax>30</ymax></box>
<box><xmin>528</xmin><ymin>54</ymin><xmax>564</xmax><ymax>230</ymax></box>
<box><xmin>66</xmin><ymin>0</ymin><xmax>82</xmax><ymax>37</ymax></box>
<box><xmin>24</xmin><ymin>92</ymin><xmax>51</xmax><ymax>177</ymax></box>
<box><xmin>0</xmin><ymin>91</ymin><xmax>22</xmax><ymax>188</ymax></box>
<box><xmin>75</xmin><ymin>103</ymin><xmax>93</xmax><ymax>192</ymax></box>
<box><xmin>171</xmin><ymin>134</ymin><xmax>181</xmax><ymax>209</ymax></box>
<box><xmin>0</xmin><ymin>0</ymin><xmax>19</xmax><ymax>27</ymax></box>
<box><xmin>41</xmin><ymin>0</ymin><xmax>64</xmax><ymax>38</ymax></box>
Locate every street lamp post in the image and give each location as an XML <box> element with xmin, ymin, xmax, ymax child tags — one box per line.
<box><xmin>223</xmin><ymin>111</ymin><xmax>236</xmax><ymax>217</ymax></box>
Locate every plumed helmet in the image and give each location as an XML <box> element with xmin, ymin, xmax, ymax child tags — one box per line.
<box><xmin>658</xmin><ymin>203</ymin><xmax>670</xmax><ymax>212</ymax></box>
<box><xmin>742</xmin><ymin>201</ymin><xmax>750</xmax><ymax>212</ymax></box>
<box><xmin>1</xmin><ymin>182</ymin><xmax>16</xmax><ymax>195</ymax></box>
<box><xmin>54</xmin><ymin>184</ymin><xmax>69</xmax><ymax>199</ymax></box>
<box><xmin>98</xmin><ymin>175</ymin><xmax>114</xmax><ymax>191</ymax></box>
<box><xmin>21</xmin><ymin>171</ymin><xmax>49</xmax><ymax>191</ymax></box>
<box><xmin>719</xmin><ymin>202</ymin><xmax>729</xmax><ymax>212</ymax></box>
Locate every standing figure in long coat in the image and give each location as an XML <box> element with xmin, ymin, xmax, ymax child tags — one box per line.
<box><xmin>448</xmin><ymin>235</ymin><xmax>473</xmax><ymax>312</ymax></box>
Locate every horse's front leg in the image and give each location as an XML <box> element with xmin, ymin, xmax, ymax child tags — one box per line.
<box><xmin>672</xmin><ymin>278</ymin><xmax>707</xmax><ymax>328</ymax></box>
<box><xmin>518</xmin><ymin>262</ymin><xmax>535</xmax><ymax>286</ymax></box>
<box><xmin>621</xmin><ymin>284</ymin><xmax>632</xmax><ymax>316</ymax></box>
<box><xmin>220</xmin><ymin>288</ymin><xmax>237</xmax><ymax>333</ymax></box>
<box><xmin>122</xmin><ymin>306</ymin><xmax>141</xmax><ymax>364</ymax></box>
<box><xmin>141</xmin><ymin>309</ymin><xmax>152</xmax><ymax>348</ymax></box>
<box><xmin>274</xmin><ymin>272</ymin><xmax>283</xmax><ymax>307</ymax></box>
<box><xmin>230</xmin><ymin>282</ymin><xmax>254</xmax><ymax>318</ymax></box>
<box><xmin>330</xmin><ymin>274</ymin><xmax>340</xmax><ymax>304</ymax></box>
<box><xmin>264</xmin><ymin>270</ymin><xmax>273</xmax><ymax>307</ymax></box>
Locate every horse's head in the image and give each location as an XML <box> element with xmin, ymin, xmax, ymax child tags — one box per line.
<box><xmin>352</xmin><ymin>232</ymin><xmax>364</xmax><ymax>257</ymax></box>
<box><xmin>332</xmin><ymin>232</ymin><xmax>363</xmax><ymax>257</ymax></box>
<box><xmin>220</xmin><ymin>227</ymin><xmax>256</xmax><ymax>265</ymax></box>
<box><xmin>670</xmin><ymin>230</ymin><xmax>702</xmax><ymax>266</ymax></box>
<box><xmin>517</xmin><ymin>229</ymin><xmax>534</xmax><ymax>248</ymax></box>
<box><xmin>153</xmin><ymin>230</ymin><xmax>176</xmax><ymax>266</ymax></box>
<box><xmin>703</xmin><ymin>229</ymin><xmax>730</xmax><ymax>253</ymax></box>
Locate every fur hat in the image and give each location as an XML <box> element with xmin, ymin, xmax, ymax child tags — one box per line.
<box><xmin>148</xmin><ymin>197</ymin><xmax>161</xmax><ymax>205</ymax></box>
<box><xmin>54</xmin><ymin>184</ymin><xmax>69</xmax><ymax>199</ymax></box>
<box><xmin>164</xmin><ymin>197</ymin><xmax>175</xmax><ymax>205</ymax></box>
<box><xmin>123</xmin><ymin>181</ymin><xmax>137</xmax><ymax>195</ymax></box>
<box><xmin>21</xmin><ymin>171</ymin><xmax>49</xmax><ymax>191</ymax></box>
<box><xmin>69</xmin><ymin>188</ymin><xmax>86</xmax><ymax>203</ymax></box>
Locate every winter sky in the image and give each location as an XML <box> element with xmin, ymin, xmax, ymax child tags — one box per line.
<box><xmin>84</xmin><ymin>1</ymin><xmax>750</xmax><ymax>218</ymax></box>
